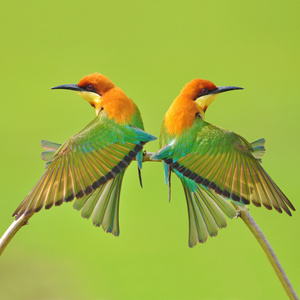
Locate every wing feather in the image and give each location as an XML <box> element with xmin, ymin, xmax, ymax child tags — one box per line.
<box><xmin>73</xmin><ymin>171</ymin><xmax>125</xmax><ymax>236</ymax></box>
<box><xmin>45</xmin><ymin>160</ymin><xmax>62</xmax><ymax>209</ymax></box>
<box><xmin>184</xmin><ymin>185</ymin><xmax>208</xmax><ymax>246</ymax></box>
<box><xmin>14</xmin><ymin>112</ymin><xmax>156</xmax><ymax>218</ymax></box>
<box><xmin>181</xmin><ymin>179</ymin><xmax>236</xmax><ymax>247</ymax></box>
<box><xmin>154</xmin><ymin>118</ymin><xmax>294</xmax><ymax>215</ymax></box>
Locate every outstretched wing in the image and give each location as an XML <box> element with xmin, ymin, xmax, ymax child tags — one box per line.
<box><xmin>152</xmin><ymin>118</ymin><xmax>295</xmax><ymax>216</ymax></box>
<box><xmin>41</xmin><ymin>141</ymin><xmax>126</xmax><ymax>236</ymax></box>
<box><xmin>14</xmin><ymin>112</ymin><xmax>156</xmax><ymax>218</ymax></box>
<box><xmin>165</xmin><ymin>139</ymin><xmax>265</xmax><ymax>247</ymax></box>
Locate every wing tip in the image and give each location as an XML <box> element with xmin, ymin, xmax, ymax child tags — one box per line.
<box><xmin>65</xmin><ymin>194</ymin><xmax>75</xmax><ymax>202</ymax></box>
<box><xmin>55</xmin><ymin>199</ymin><xmax>63</xmax><ymax>207</ymax></box>
<box><xmin>45</xmin><ymin>203</ymin><xmax>54</xmax><ymax>210</ymax></box>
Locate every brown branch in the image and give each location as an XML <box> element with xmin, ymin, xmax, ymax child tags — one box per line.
<box><xmin>141</xmin><ymin>151</ymin><xmax>159</xmax><ymax>162</ymax></box>
<box><xmin>234</xmin><ymin>205</ymin><xmax>298</xmax><ymax>300</ymax></box>
<box><xmin>0</xmin><ymin>213</ymin><xmax>33</xmax><ymax>255</ymax></box>
<box><xmin>0</xmin><ymin>151</ymin><xmax>158</xmax><ymax>256</ymax></box>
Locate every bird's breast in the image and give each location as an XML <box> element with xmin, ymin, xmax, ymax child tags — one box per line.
<box><xmin>164</xmin><ymin>98</ymin><xmax>198</xmax><ymax>136</ymax></box>
<box><xmin>101</xmin><ymin>89</ymin><xmax>136</xmax><ymax>124</ymax></box>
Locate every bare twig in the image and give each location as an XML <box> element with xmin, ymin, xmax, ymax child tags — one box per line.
<box><xmin>234</xmin><ymin>205</ymin><xmax>298</xmax><ymax>300</ymax></box>
<box><xmin>0</xmin><ymin>213</ymin><xmax>33</xmax><ymax>255</ymax></box>
<box><xmin>141</xmin><ymin>151</ymin><xmax>157</xmax><ymax>162</ymax></box>
<box><xmin>0</xmin><ymin>151</ymin><xmax>157</xmax><ymax>256</ymax></box>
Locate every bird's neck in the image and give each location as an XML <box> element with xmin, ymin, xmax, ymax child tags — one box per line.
<box><xmin>101</xmin><ymin>87</ymin><xmax>136</xmax><ymax>124</ymax></box>
<box><xmin>194</xmin><ymin>94</ymin><xmax>217</xmax><ymax>118</ymax></box>
<box><xmin>164</xmin><ymin>96</ymin><xmax>200</xmax><ymax>136</ymax></box>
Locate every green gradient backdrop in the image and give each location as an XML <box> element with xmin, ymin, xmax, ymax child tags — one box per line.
<box><xmin>0</xmin><ymin>1</ymin><xmax>299</xmax><ymax>299</ymax></box>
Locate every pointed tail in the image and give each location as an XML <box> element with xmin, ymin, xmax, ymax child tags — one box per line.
<box><xmin>73</xmin><ymin>171</ymin><xmax>125</xmax><ymax>236</ymax></box>
<box><xmin>182</xmin><ymin>181</ymin><xmax>237</xmax><ymax>247</ymax></box>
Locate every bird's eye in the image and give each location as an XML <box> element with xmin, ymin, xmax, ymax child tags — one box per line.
<box><xmin>87</xmin><ymin>84</ymin><xmax>94</xmax><ymax>90</ymax></box>
<box><xmin>201</xmin><ymin>88</ymin><xmax>208</xmax><ymax>95</ymax></box>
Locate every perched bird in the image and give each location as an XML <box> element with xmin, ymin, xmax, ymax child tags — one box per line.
<box><xmin>13</xmin><ymin>73</ymin><xmax>156</xmax><ymax>236</ymax></box>
<box><xmin>151</xmin><ymin>78</ymin><xmax>295</xmax><ymax>247</ymax></box>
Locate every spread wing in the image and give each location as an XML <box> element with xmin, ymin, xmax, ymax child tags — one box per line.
<box><xmin>40</xmin><ymin>140</ymin><xmax>126</xmax><ymax>236</ymax></box>
<box><xmin>14</xmin><ymin>112</ymin><xmax>156</xmax><ymax>218</ymax></box>
<box><xmin>152</xmin><ymin>119</ymin><xmax>295</xmax><ymax>216</ymax></box>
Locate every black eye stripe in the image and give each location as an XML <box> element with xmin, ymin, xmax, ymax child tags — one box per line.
<box><xmin>194</xmin><ymin>88</ymin><xmax>210</xmax><ymax>100</ymax></box>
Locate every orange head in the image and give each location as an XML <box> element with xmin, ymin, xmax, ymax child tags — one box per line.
<box><xmin>164</xmin><ymin>78</ymin><xmax>243</xmax><ymax>135</ymax></box>
<box><xmin>51</xmin><ymin>73</ymin><xmax>136</xmax><ymax>123</ymax></box>
<box><xmin>52</xmin><ymin>73</ymin><xmax>115</xmax><ymax>115</ymax></box>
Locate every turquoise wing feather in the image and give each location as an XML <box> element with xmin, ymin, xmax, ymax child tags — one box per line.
<box><xmin>13</xmin><ymin>111</ymin><xmax>156</xmax><ymax>219</ymax></box>
<box><xmin>169</xmin><ymin>139</ymin><xmax>266</xmax><ymax>246</ymax></box>
<box><xmin>152</xmin><ymin>117</ymin><xmax>293</xmax><ymax>246</ymax></box>
<box><xmin>131</xmin><ymin>104</ymin><xmax>145</xmax><ymax>169</ymax></box>
<box><xmin>156</xmin><ymin>120</ymin><xmax>236</xmax><ymax>246</ymax></box>
<box><xmin>153</xmin><ymin>117</ymin><xmax>294</xmax><ymax>216</ymax></box>
<box><xmin>37</xmin><ymin>107</ymin><xmax>152</xmax><ymax>235</ymax></box>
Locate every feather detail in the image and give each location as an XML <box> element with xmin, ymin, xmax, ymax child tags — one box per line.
<box><xmin>13</xmin><ymin>112</ymin><xmax>157</xmax><ymax>219</ymax></box>
<box><xmin>251</xmin><ymin>138</ymin><xmax>266</xmax><ymax>160</ymax></box>
<box><xmin>155</xmin><ymin>118</ymin><xmax>294</xmax><ymax>216</ymax></box>
<box><xmin>181</xmin><ymin>177</ymin><xmax>236</xmax><ymax>247</ymax></box>
<box><xmin>73</xmin><ymin>171</ymin><xmax>125</xmax><ymax>236</ymax></box>
<box><xmin>40</xmin><ymin>140</ymin><xmax>61</xmax><ymax>151</ymax></box>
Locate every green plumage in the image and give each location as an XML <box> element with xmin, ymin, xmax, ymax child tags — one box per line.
<box><xmin>152</xmin><ymin>117</ymin><xmax>295</xmax><ymax>247</ymax></box>
<box><xmin>175</xmin><ymin>169</ymin><xmax>236</xmax><ymax>246</ymax></box>
<box><xmin>14</xmin><ymin>110</ymin><xmax>156</xmax><ymax>236</ymax></box>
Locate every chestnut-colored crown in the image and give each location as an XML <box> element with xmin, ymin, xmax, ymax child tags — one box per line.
<box><xmin>78</xmin><ymin>73</ymin><xmax>115</xmax><ymax>95</ymax></box>
<box><xmin>180</xmin><ymin>79</ymin><xmax>217</xmax><ymax>99</ymax></box>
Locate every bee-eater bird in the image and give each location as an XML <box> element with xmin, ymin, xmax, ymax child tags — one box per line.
<box><xmin>13</xmin><ymin>73</ymin><xmax>156</xmax><ymax>236</ymax></box>
<box><xmin>151</xmin><ymin>78</ymin><xmax>295</xmax><ymax>247</ymax></box>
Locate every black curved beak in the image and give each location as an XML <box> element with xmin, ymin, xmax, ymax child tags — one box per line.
<box><xmin>211</xmin><ymin>86</ymin><xmax>243</xmax><ymax>95</ymax></box>
<box><xmin>51</xmin><ymin>84</ymin><xmax>85</xmax><ymax>92</ymax></box>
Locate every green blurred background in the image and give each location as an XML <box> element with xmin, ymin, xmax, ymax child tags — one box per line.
<box><xmin>0</xmin><ymin>0</ymin><xmax>299</xmax><ymax>299</ymax></box>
